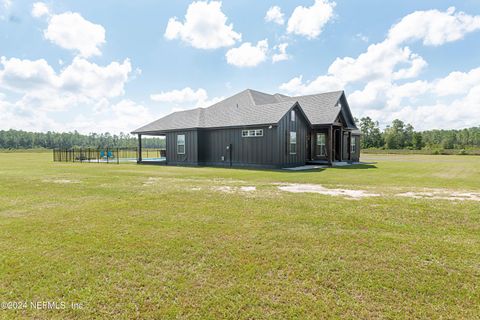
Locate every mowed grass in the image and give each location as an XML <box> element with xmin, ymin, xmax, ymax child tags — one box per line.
<box><xmin>0</xmin><ymin>153</ymin><xmax>479</xmax><ymax>319</ymax></box>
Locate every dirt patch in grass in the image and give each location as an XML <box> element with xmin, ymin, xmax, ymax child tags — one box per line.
<box><xmin>43</xmin><ymin>179</ymin><xmax>80</xmax><ymax>184</ymax></box>
<box><xmin>277</xmin><ymin>183</ymin><xmax>380</xmax><ymax>199</ymax></box>
<box><xmin>146</xmin><ymin>175</ymin><xmax>480</xmax><ymax>203</ymax></box>
<box><xmin>212</xmin><ymin>186</ymin><xmax>234</xmax><ymax>193</ymax></box>
<box><xmin>240</xmin><ymin>186</ymin><xmax>256</xmax><ymax>192</ymax></box>
<box><xmin>396</xmin><ymin>190</ymin><xmax>480</xmax><ymax>202</ymax></box>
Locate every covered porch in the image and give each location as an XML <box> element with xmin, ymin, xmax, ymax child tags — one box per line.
<box><xmin>136</xmin><ymin>133</ymin><xmax>167</xmax><ymax>164</ymax></box>
<box><xmin>307</xmin><ymin>125</ymin><xmax>356</xmax><ymax>165</ymax></box>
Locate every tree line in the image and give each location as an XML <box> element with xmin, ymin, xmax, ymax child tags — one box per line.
<box><xmin>358</xmin><ymin>117</ymin><xmax>480</xmax><ymax>150</ymax></box>
<box><xmin>0</xmin><ymin>130</ymin><xmax>165</xmax><ymax>149</ymax></box>
<box><xmin>2</xmin><ymin>121</ymin><xmax>480</xmax><ymax>150</ymax></box>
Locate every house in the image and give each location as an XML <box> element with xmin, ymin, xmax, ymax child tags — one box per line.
<box><xmin>132</xmin><ymin>89</ymin><xmax>360</xmax><ymax>168</ymax></box>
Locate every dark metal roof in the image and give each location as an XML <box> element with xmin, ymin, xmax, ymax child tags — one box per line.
<box><xmin>132</xmin><ymin>89</ymin><xmax>356</xmax><ymax>134</ymax></box>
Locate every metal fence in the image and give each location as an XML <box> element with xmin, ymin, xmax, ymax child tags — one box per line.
<box><xmin>53</xmin><ymin>147</ymin><xmax>166</xmax><ymax>164</ymax></box>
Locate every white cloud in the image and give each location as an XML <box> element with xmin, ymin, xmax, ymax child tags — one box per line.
<box><xmin>287</xmin><ymin>0</ymin><xmax>336</xmax><ymax>39</ymax></box>
<box><xmin>387</xmin><ymin>80</ymin><xmax>430</xmax><ymax>108</ymax></box>
<box><xmin>0</xmin><ymin>56</ymin><xmax>59</xmax><ymax>92</ymax></box>
<box><xmin>0</xmin><ymin>0</ymin><xmax>12</xmax><ymax>20</ymax></box>
<box><xmin>356</xmin><ymin>33</ymin><xmax>369</xmax><ymax>43</ymax></box>
<box><xmin>279</xmin><ymin>7</ymin><xmax>480</xmax><ymax>130</ymax></box>
<box><xmin>225</xmin><ymin>39</ymin><xmax>268</xmax><ymax>67</ymax></box>
<box><xmin>349</xmin><ymin>68</ymin><xmax>480</xmax><ymax>130</ymax></box>
<box><xmin>0</xmin><ymin>56</ymin><xmax>132</xmax><ymax>111</ymax></box>
<box><xmin>432</xmin><ymin>67</ymin><xmax>480</xmax><ymax>97</ymax></box>
<box><xmin>326</xmin><ymin>43</ymin><xmax>427</xmax><ymax>86</ymax></box>
<box><xmin>281</xmin><ymin>7</ymin><xmax>480</xmax><ymax>96</ymax></box>
<box><xmin>32</xmin><ymin>4</ymin><xmax>106</xmax><ymax>58</ymax></box>
<box><xmin>151</xmin><ymin>87</ymin><xmax>207</xmax><ymax>104</ymax></box>
<box><xmin>42</xmin><ymin>11</ymin><xmax>106</xmax><ymax>58</ymax></box>
<box><xmin>279</xmin><ymin>74</ymin><xmax>344</xmax><ymax>95</ymax></box>
<box><xmin>388</xmin><ymin>7</ymin><xmax>480</xmax><ymax>46</ymax></box>
<box><xmin>164</xmin><ymin>1</ymin><xmax>241</xmax><ymax>49</ymax></box>
<box><xmin>31</xmin><ymin>2</ymin><xmax>49</xmax><ymax>18</ymax></box>
<box><xmin>1</xmin><ymin>0</ymin><xmax>11</xmax><ymax>9</ymax></box>
<box><xmin>150</xmin><ymin>86</ymin><xmax>223</xmax><ymax>109</ymax></box>
<box><xmin>0</xmin><ymin>55</ymin><xmax>143</xmax><ymax>133</ymax></box>
<box><xmin>59</xmin><ymin>57</ymin><xmax>131</xmax><ymax>100</ymax></box>
<box><xmin>265</xmin><ymin>6</ymin><xmax>284</xmax><ymax>25</ymax></box>
<box><xmin>71</xmin><ymin>99</ymin><xmax>154</xmax><ymax>134</ymax></box>
<box><xmin>272</xmin><ymin>43</ymin><xmax>289</xmax><ymax>63</ymax></box>
<box><xmin>379</xmin><ymin>84</ymin><xmax>480</xmax><ymax>130</ymax></box>
<box><xmin>392</xmin><ymin>53</ymin><xmax>427</xmax><ymax>80</ymax></box>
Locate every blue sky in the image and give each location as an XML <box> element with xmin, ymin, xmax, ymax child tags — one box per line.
<box><xmin>1</xmin><ymin>0</ymin><xmax>479</xmax><ymax>133</ymax></box>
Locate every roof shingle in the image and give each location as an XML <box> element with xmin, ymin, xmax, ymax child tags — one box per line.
<box><xmin>132</xmin><ymin>89</ymin><xmax>351</xmax><ymax>133</ymax></box>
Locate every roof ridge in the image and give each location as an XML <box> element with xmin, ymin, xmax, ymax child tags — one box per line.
<box><xmin>290</xmin><ymin>90</ymin><xmax>344</xmax><ymax>99</ymax></box>
<box><xmin>254</xmin><ymin>100</ymin><xmax>297</xmax><ymax>107</ymax></box>
<box><xmin>245</xmin><ymin>89</ymin><xmax>256</xmax><ymax>106</ymax></box>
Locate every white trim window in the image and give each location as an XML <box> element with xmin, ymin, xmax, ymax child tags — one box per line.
<box><xmin>351</xmin><ymin>136</ymin><xmax>356</xmax><ymax>153</ymax></box>
<box><xmin>316</xmin><ymin>133</ymin><xmax>326</xmax><ymax>156</ymax></box>
<box><xmin>177</xmin><ymin>134</ymin><xmax>185</xmax><ymax>154</ymax></box>
<box><xmin>242</xmin><ymin>129</ymin><xmax>263</xmax><ymax>137</ymax></box>
<box><xmin>290</xmin><ymin>131</ymin><xmax>297</xmax><ymax>154</ymax></box>
<box><xmin>291</xmin><ymin>110</ymin><xmax>296</xmax><ymax>121</ymax></box>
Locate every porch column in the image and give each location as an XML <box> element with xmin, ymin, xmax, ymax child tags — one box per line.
<box><xmin>339</xmin><ymin>127</ymin><xmax>343</xmax><ymax>161</ymax></box>
<box><xmin>311</xmin><ymin>130</ymin><xmax>315</xmax><ymax>160</ymax></box>
<box><xmin>137</xmin><ymin>134</ymin><xmax>142</xmax><ymax>163</ymax></box>
<box><xmin>328</xmin><ymin>125</ymin><xmax>333</xmax><ymax>165</ymax></box>
<box><xmin>348</xmin><ymin>131</ymin><xmax>352</xmax><ymax>161</ymax></box>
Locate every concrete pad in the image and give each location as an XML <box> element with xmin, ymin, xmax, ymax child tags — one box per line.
<box><xmin>283</xmin><ymin>165</ymin><xmax>327</xmax><ymax>171</ymax></box>
<box><xmin>332</xmin><ymin>162</ymin><xmax>349</xmax><ymax>167</ymax></box>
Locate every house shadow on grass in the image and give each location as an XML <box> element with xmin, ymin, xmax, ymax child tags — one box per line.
<box><xmin>280</xmin><ymin>163</ymin><xmax>378</xmax><ymax>173</ymax></box>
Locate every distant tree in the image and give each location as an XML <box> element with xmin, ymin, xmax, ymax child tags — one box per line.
<box><xmin>359</xmin><ymin>117</ymin><xmax>383</xmax><ymax>148</ymax></box>
<box><xmin>384</xmin><ymin>119</ymin><xmax>406</xmax><ymax>149</ymax></box>
<box><xmin>404</xmin><ymin>124</ymin><xmax>414</xmax><ymax>148</ymax></box>
<box><xmin>412</xmin><ymin>132</ymin><xmax>423</xmax><ymax>150</ymax></box>
<box><xmin>0</xmin><ymin>130</ymin><xmax>165</xmax><ymax>149</ymax></box>
<box><xmin>441</xmin><ymin>132</ymin><xmax>456</xmax><ymax>149</ymax></box>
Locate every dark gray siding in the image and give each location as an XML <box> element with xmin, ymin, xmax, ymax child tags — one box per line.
<box><xmin>275</xmin><ymin>106</ymin><xmax>309</xmax><ymax>167</ymax></box>
<box><xmin>165</xmin><ymin>130</ymin><xmax>198</xmax><ymax>165</ymax></box>
<box><xmin>197</xmin><ymin>126</ymin><xmax>277</xmax><ymax>167</ymax></box>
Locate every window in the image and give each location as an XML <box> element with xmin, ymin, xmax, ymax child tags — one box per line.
<box><xmin>291</xmin><ymin>110</ymin><xmax>296</xmax><ymax>121</ymax></box>
<box><xmin>290</xmin><ymin>131</ymin><xmax>297</xmax><ymax>154</ymax></box>
<box><xmin>351</xmin><ymin>136</ymin><xmax>356</xmax><ymax>153</ymax></box>
<box><xmin>177</xmin><ymin>134</ymin><xmax>185</xmax><ymax>154</ymax></box>
<box><xmin>316</xmin><ymin>133</ymin><xmax>326</xmax><ymax>156</ymax></box>
<box><xmin>242</xmin><ymin>129</ymin><xmax>263</xmax><ymax>137</ymax></box>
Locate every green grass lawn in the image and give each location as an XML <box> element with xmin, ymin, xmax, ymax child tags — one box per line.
<box><xmin>0</xmin><ymin>152</ymin><xmax>479</xmax><ymax>319</ymax></box>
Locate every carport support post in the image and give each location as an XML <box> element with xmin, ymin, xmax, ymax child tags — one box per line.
<box><xmin>328</xmin><ymin>125</ymin><xmax>333</xmax><ymax>166</ymax></box>
<box><xmin>137</xmin><ymin>134</ymin><xmax>142</xmax><ymax>163</ymax></box>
